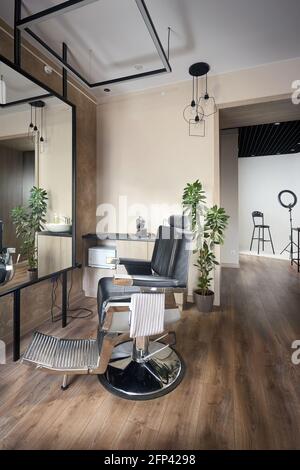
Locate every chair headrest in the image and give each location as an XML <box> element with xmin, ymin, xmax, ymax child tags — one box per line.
<box><xmin>168</xmin><ymin>215</ymin><xmax>190</xmax><ymax>230</ymax></box>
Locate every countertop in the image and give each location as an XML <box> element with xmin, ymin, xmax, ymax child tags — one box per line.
<box><xmin>82</xmin><ymin>233</ymin><xmax>156</xmax><ymax>242</ymax></box>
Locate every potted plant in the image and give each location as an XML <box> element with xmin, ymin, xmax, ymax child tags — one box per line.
<box><xmin>182</xmin><ymin>181</ymin><xmax>229</xmax><ymax>313</ymax></box>
<box><xmin>194</xmin><ymin>205</ymin><xmax>229</xmax><ymax>312</ymax></box>
<box><xmin>11</xmin><ymin>186</ymin><xmax>48</xmax><ymax>280</ymax></box>
<box><xmin>182</xmin><ymin>179</ymin><xmax>206</xmax><ymax>231</ymax></box>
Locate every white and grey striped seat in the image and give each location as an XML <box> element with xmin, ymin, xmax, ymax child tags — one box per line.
<box><xmin>22</xmin><ymin>331</ymin><xmax>100</xmax><ymax>371</ymax></box>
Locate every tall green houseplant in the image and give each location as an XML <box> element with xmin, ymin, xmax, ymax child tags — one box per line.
<box><xmin>182</xmin><ymin>180</ymin><xmax>229</xmax><ymax>310</ymax></box>
<box><xmin>11</xmin><ymin>186</ymin><xmax>48</xmax><ymax>271</ymax></box>
<box><xmin>195</xmin><ymin>205</ymin><xmax>229</xmax><ymax>296</ymax></box>
<box><xmin>182</xmin><ymin>179</ymin><xmax>206</xmax><ymax>231</ymax></box>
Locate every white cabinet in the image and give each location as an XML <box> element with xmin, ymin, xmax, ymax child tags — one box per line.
<box><xmin>83</xmin><ymin>239</ymin><xmax>154</xmax><ymax>298</ymax></box>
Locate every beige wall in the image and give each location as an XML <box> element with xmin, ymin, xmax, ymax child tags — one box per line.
<box><xmin>97</xmin><ymin>84</ymin><xmax>217</xmax><ymax>298</ymax></box>
<box><xmin>39</xmin><ymin>103</ymin><xmax>73</xmax><ymax>223</ymax></box>
<box><xmin>37</xmin><ymin>102</ymin><xmax>73</xmax><ymax>276</ymax></box>
<box><xmin>97</xmin><ymin>86</ymin><xmax>216</xmax><ymax>231</ymax></box>
<box><xmin>97</xmin><ymin>57</ymin><xmax>300</xmax><ymax>302</ymax></box>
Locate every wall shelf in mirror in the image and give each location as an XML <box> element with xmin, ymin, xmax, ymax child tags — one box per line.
<box><xmin>39</xmin><ymin>232</ymin><xmax>72</xmax><ymax>238</ymax></box>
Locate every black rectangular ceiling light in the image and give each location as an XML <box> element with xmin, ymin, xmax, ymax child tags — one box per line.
<box><xmin>16</xmin><ymin>0</ymin><xmax>172</xmax><ymax>88</ymax></box>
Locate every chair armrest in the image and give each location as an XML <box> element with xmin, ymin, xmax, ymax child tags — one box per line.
<box><xmin>132</xmin><ymin>275</ymin><xmax>180</xmax><ymax>288</ymax></box>
<box><xmin>119</xmin><ymin>258</ymin><xmax>151</xmax><ymax>267</ymax></box>
<box><xmin>113</xmin><ymin>274</ymin><xmax>183</xmax><ymax>290</ymax></box>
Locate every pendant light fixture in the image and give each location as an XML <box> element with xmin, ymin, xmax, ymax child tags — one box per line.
<box><xmin>33</xmin><ymin>106</ymin><xmax>38</xmax><ymax>132</ymax></box>
<box><xmin>199</xmin><ymin>71</ymin><xmax>217</xmax><ymax>117</ymax></box>
<box><xmin>28</xmin><ymin>100</ymin><xmax>46</xmax><ymax>150</ymax></box>
<box><xmin>39</xmin><ymin>101</ymin><xmax>45</xmax><ymax>144</ymax></box>
<box><xmin>0</xmin><ymin>75</ymin><xmax>6</xmax><ymax>105</ymax></box>
<box><xmin>28</xmin><ymin>104</ymin><xmax>34</xmax><ymax>135</ymax></box>
<box><xmin>183</xmin><ymin>62</ymin><xmax>216</xmax><ymax>137</ymax></box>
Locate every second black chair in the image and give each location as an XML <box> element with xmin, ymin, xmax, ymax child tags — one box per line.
<box><xmin>250</xmin><ymin>211</ymin><xmax>275</xmax><ymax>255</ymax></box>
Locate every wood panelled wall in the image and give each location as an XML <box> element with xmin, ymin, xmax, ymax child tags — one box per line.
<box><xmin>0</xmin><ymin>19</ymin><xmax>97</xmax><ymax>344</ymax></box>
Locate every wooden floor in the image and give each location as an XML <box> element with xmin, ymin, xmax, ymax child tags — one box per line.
<box><xmin>1</xmin><ymin>255</ymin><xmax>300</xmax><ymax>450</ymax></box>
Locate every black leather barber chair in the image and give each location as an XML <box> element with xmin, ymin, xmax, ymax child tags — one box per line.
<box><xmin>97</xmin><ymin>215</ymin><xmax>190</xmax><ymax>400</ymax></box>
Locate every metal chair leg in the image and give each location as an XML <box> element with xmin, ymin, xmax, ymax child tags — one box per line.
<box><xmin>268</xmin><ymin>227</ymin><xmax>275</xmax><ymax>255</ymax></box>
<box><xmin>258</xmin><ymin>227</ymin><xmax>261</xmax><ymax>254</ymax></box>
<box><xmin>262</xmin><ymin>227</ymin><xmax>265</xmax><ymax>251</ymax></box>
<box><xmin>250</xmin><ymin>226</ymin><xmax>255</xmax><ymax>251</ymax></box>
<box><xmin>61</xmin><ymin>374</ymin><xmax>69</xmax><ymax>391</ymax></box>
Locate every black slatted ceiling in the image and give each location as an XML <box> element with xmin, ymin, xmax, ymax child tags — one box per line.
<box><xmin>238</xmin><ymin>120</ymin><xmax>300</xmax><ymax>158</ymax></box>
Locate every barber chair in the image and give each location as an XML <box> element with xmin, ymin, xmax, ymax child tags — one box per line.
<box><xmin>22</xmin><ymin>216</ymin><xmax>190</xmax><ymax>400</ymax></box>
<box><xmin>97</xmin><ymin>215</ymin><xmax>190</xmax><ymax>399</ymax></box>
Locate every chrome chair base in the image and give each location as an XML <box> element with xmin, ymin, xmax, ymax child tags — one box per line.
<box><xmin>98</xmin><ymin>341</ymin><xmax>185</xmax><ymax>400</ymax></box>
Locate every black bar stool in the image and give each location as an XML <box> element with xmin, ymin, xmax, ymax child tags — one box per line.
<box><xmin>250</xmin><ymin>211</ymin><xmax>275</xmax><ymax>255</ymax></box>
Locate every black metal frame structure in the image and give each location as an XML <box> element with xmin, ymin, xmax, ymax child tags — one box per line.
<box><xmin>0</xmin><ymin>52</ymin><xmax>78</xmax><ymax>361</ymax></box>
<box><xmin>0</xmin><ymin>93</ymin><xmax>52</xmax><ymax>108</ymax></box>
<box><xmin>15</xmin><ymin>0</ymin><xmax>172</xmax><ymax>88</ymax></box>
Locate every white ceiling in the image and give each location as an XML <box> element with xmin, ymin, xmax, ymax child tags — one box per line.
<box><xmin>1</xmin><ymin>0</ymin><xmax>300</xmax><ymax>102</ymax></box>
<box><xmin>0</xmin><ymin>61</ymin><xmax>46</xmax><ymax>102</ymax></box>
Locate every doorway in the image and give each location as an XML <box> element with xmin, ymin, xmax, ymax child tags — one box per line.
<box><xmin>219</xmin><ymin>98</ymin><xmax>300</xmax><ymax>267</ymax></box>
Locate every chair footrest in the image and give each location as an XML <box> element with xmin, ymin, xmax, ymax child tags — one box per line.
<box><xmin>22</xmin><ymin>331</ymin><xmax>99</xmax><ymax>371</ymax></box>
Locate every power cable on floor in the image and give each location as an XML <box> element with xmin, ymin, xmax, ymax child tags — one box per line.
<box><xmin>50</xmin><ymin>271</ymin><xmax>93</xmax><ymax>323</ymax></box>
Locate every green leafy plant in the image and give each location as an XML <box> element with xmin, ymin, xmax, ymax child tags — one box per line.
<box><xmin>182</xmin><ymin>181</ymin><xmax>229</xmax><ymax>296</ymax></box>
<box><xmin>195</xmin><ymin>206</ymin><xmax>229</xmax><ymax>295</ymax></box>
<box><xmin>11</xmin><ymin>187</ymin><xmax>48</xmax><ymax>270</ymax></box>
<box><xmin>182</xmin><ymin>179</ymin><xmax>206</xmax><ymax>230</ymax></box>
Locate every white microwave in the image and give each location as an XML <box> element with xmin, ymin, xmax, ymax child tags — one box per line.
<box><xmin>88</xmin><ymin>246</ymin><xmax>116</xmax><ymax>269</ymax></box>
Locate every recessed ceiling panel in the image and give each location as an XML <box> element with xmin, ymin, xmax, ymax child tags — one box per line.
<box><xmin>23</xmin><ymin>0</ymin><xmax>166</xmax><ymax>84</ymax></box>
<box><xmin>239</xmin><ymin>121</ymin><xmax>300</xmax><ymax>158</ymax></box>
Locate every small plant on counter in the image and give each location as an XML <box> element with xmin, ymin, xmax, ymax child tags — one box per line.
<box><xmin>11</xmin><ymin>186</ymin><xmax>48</xmax><ymax>272</ymax></box>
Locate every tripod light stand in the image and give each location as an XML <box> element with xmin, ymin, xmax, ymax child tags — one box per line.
<box><xmin>278</xmin><ymin>190</ymin><xmax>298</xmax><ymax>260</ymax></box>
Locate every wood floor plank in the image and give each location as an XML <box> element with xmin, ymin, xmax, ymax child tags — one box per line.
<box><xmin>0</xmin><ymin>256</ymin><xmax>300</xmax><ymax>449</ymax></box>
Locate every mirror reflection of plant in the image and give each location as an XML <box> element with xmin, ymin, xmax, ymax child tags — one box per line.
<box><xmin>11</xmin><ymin>187</ymin><xmax>48</xmax><ymax>270</ymax></box>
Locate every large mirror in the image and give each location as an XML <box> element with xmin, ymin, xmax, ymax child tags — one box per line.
<box><xmin>0</xmin><ymin>57</ymin><xmax>75</xmax><ymax>294</ymax></box>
